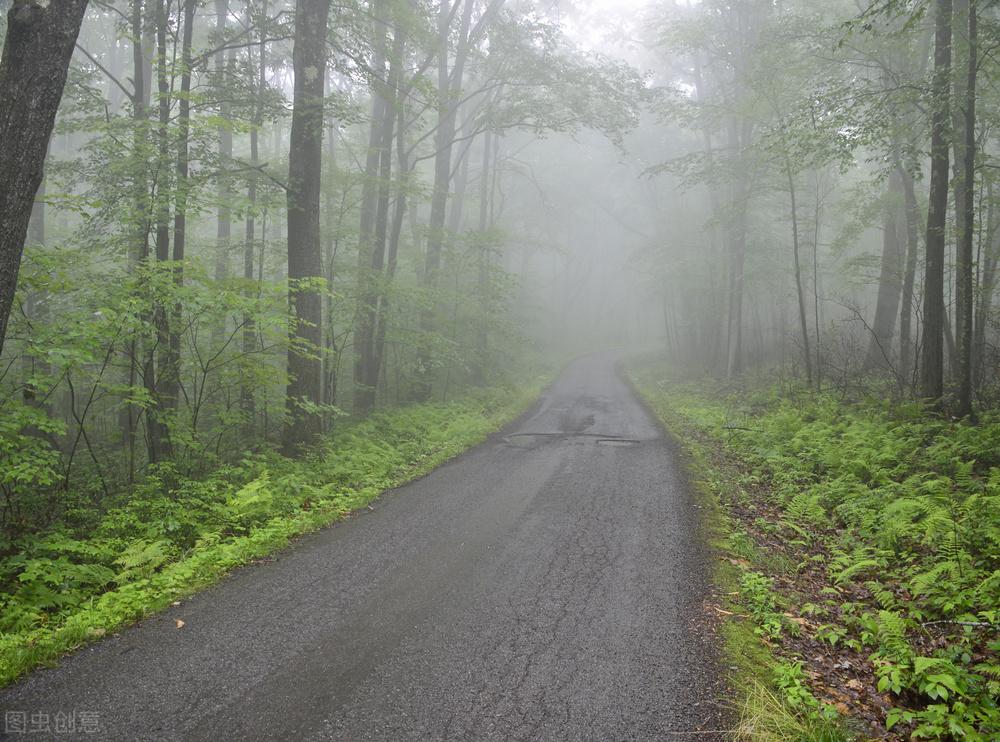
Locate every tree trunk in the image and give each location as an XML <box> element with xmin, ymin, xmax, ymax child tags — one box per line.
<box><xmin>323</xmin><ymin>120</ymin><xmax>340</xmax><ymax>416</ymax></box>
<box><xmin>472</xmin><ymin>129</ymin><xmax>492</xmax><ymax>385</ymax></box>
<box><xmin>693</xmin><ymin>55</ymin><xmax>726</xmax><ymax>370</ymax></box>
<box><xmin>22</xmin><ymin>158</ymin><xmax>48</xmax><ymax>411</ymax></box>
<box><xmin>787</xmin><ymin>164</ymin><xmax>813</xmax><ymax>385</ymax></box>
<box><xmin>955</xmin><ymin>0</ymin><xmax>976</xmax><ymax>417</ymax></box>
<box><xmin>812</xmin><ymin>170</ymin><xmax>823</xmax><ymax>388</ymax></box>
<box><xmin>899</xmin><ymin>163</ymin><xmax>921</xmax><ymax>388</ymax></box>
<box><xmin>162</xmin><ymin>0</ymin><xmax>195</xmax><ymax>429</ymax></box>
<box><xmin>124</xmin><ymin>0</ymin><xmax>149</xmax><ymax>478</ymax></box>
<box><xmin>413</xmin><ymin>0</ymin><xmax>476</xmax><ymax>401</ymax></box>
<box><xmin>358</xmin><ymin>37</ymin><xmax>399</xmax><ymax>414</ymax></box>
<box><xmin>215</xmin><ymin>0</ymin><xmax>233</xmax><ymax>284</ymax></box>
<box><xmin>725</xmin><ymin>116</ymin><xmax>751</xmax><ymax>378</ymax></box>
<box><xmin>374</xmin><ymin>100</ymin><xmax>411</xmax><ymax>392</ymax></box>
<box><xmin>921</xmin><ymin>0</ymin><xmax>953</xmax><ymax>404</ymax></box>
<box><xmin>974</xmin><ymin>184</ymin><xmax>999</xmax><ymax>391</ymax></box>
<box><xmin>242</xmin><ymin>0</ymin><xmax>266</xmax><ymax>432</ymax></box>
<box><xmin>284</xmin><ymin>0</ymin><xmax>332</xmax><ymax>453</ymax></box>
<box><xmin>0</xmin><ymin>0</ymin><xmax>89</xmax><ymax>356</ymax></box>
<box><xmin>352</xmin><ymin>5</ymin><xmax>389</xmax><ymax>417</ymax></box>
<box><xmin>147</xmin><ymin>0</ymin><xmax>173</xmax><ymax>463</ymax></box>
<box><xmin>866</xmin><ymin>168</ymin><xmax>904</xmax><ymax>371</ymax></box>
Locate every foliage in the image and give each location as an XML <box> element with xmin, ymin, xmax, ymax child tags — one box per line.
<box><xmin>0</xmin><ymin>381</ymin><xmax>541</xmax><ymax>686</ymax></box>
<box><xmin>632</xmin><ymin>363</ymin><xmax>1000</xmax><ymax>739</ymax></box>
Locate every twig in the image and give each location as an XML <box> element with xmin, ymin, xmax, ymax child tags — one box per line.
<box><xmin>921</xmin><ymin>620</ymin><xmax>999</xmax><ymax>630</ymax></box>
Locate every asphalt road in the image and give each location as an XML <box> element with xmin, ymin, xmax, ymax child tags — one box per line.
<box><xmin>1</xmin><ymin>353</ymin><xmax>726</xmax><ymax>741</ymax></box>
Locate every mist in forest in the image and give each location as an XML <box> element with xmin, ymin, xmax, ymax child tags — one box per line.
<box><xmin>2</xmin><ymin>0</ymin><xmax>998</xmax><ymax>501</ymax></box>
<box><xmin>7</xmin><ymin>2</ymin><xmax>1000</xmax><ymax>736</ymax></box>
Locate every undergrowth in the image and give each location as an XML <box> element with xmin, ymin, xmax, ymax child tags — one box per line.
<box><xmin>0</xmin><ymin>382</ymin><xmax>541</xmax><ymax>686</ymax></box>
<box><xmin>630</xmin><ymin>362</ymin><xmax>1000</xmax><ymax>741</ymax></box>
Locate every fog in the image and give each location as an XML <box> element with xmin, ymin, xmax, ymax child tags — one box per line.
<box><xmin>6</xmin><ymin>3</ymin><xmax>1000</xmax><ymax>735</ymax></box>
<box><xmin>0</xmin><ymin>0</ymin><xmax>993</xmax><ymax>463</ymax></box>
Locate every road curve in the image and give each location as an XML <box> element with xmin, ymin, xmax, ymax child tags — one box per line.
<box><xmin>1</xmin><ymin>353</ymin><xmax>726</xmax><ymax>741</ymax></box>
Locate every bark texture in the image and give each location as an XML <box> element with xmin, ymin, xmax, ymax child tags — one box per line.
<box><xmin>866</xmin><ymin>170</ymin><xmax>904</xmax><ymax>371</ymax></box>
<box><xmin>921</xmin><ymin>0</ymin><xmax>953</xmax><ymax>403</ymax></box>
<box><xmin>0</xmin><ymin>0</ymin><xmax>90</xmax><ymax>356</ymax></box>
<box><xmin>285</xmin><ymin>0</ymin><xmax>332</xmax><ymax>452</ymax></box>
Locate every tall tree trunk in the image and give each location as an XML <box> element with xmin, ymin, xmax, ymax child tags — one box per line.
<box><xmin>974</xmin><ymin>184</ymin><xmax>999</xmax><ymax>391</ymax></box>
<box><xmin>866</xmin><ymin>167</ymin><xmax>904</xmax><ymax>371</ymax></box>
<box><xmin>921</xmin><ymin>0</ymin><xmax>953</xmax><ymax>404</ymax></box>
<box><xmin>147</xmin><ymin>0</ymin><xmax>173</xmax><ymax>463</ymax></box>
<box><xmin>284</xmin><ymin>0</ymin><xmax>332</xmax><ymax>453</ymax></box>
<box><xmin>413</xmin><ymin>0</ymin><xmax>476</xmax><ymax>401</ymax></box>
<box><xmin>371</xmin><ymin>101</ymin><xmax>411</xmax><ymax>405</ymax></box>
<box><xmin>242</xmin><ymin>0</ymin><xmax>266</xmax><ymax>432</ymax></box>
<box><xmin>357</xmin><ymin>41</ymin><xmax>399</xmax><ymax>414</ymax></box>
<box><xmin>899</xmin><ymin>163</ymin><xmax>921</xmax><ymax>388</ymax></box>
<box><xmin>787</xmin><ymin>164</ymin><xmax>813</xmax><ymax>385</ymax></box>
<box><xmin>693</xmin><ymin>55</ymin><xmax>726</xmax><ymax>370</ymax></box>
<box><xmin>323</xmin><ymin>120</ymin><xmax>340</xmax><ymax>416</ymax></box>
<box><xmin>812</xmin><ymin>169</ymin><xmax>823</xmax><ymax>388</ymax></box>
<box><xmin>955</xmin><ymin>0</ymin><xmax>976</xmax><ymax>416</ymax></box>
<box><xmin>0</xmin><ymin>0</ymin><xmax>89</xmax><ymax>356</ymax></box>
<box><xmin>352</xmin><ymin>5</ymin><xmax>389</xmax><ymax>417</ymax></box>
<box><xmin>215</xmin><ymin>0</ymin><xmax>233</xmax><ymax>283</ymax></box>
<box><xmin>472</xmin><ymin>129</ymin><xmax>492</xmax><ymax>385</ymax></box>
<box><xmin>124</xmin><ymin>0</ymin><xmax>149</xmax><ymax>479</ymax></box>
<box><xmin>23</xmin><ymin>157</ymin><xmax>48</xmax><ymax>411</ymax></box>
<box><xmin>724</xmin><ymin>115</ymin><xmax>752</xmax><ymax>378</ymax></box>
<box><xmin>162</xmin><ymin>0</ymin><xmax>195</xmax><ymax>431</ymax></box>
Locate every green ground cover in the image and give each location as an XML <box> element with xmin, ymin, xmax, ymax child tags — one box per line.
<box><xmin>630</xmin><ymin>362</ymin><xmax>1000</xmax><ymax>741</ymax></box>
<box><xmin>0</xmin><ymin>381</ymin><xmax>543</xmax><ymax>687</ymax></box>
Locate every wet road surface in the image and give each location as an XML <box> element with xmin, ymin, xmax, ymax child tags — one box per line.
<box><xmin>0</xmin><ymin>353</ymin><xmax>726</xmax><ymax>740</ymax></box>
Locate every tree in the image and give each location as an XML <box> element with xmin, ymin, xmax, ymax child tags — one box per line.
<box><xmin>865</xmin><ymin>165</ymin><xmax>904</xmax><ymax>372</ymax></box>
<box><xmin>413</xmin><ymin>0</ymin><xmax>479</xmax><ymax>401</ymax></box>
<box><xmin>215</xmin><ymin>0</ymin><xmax>233</xmax><ymax>285</ymax></box>
<box><xmin>285</xmin><ymin>0</ymin><xmax>332</xmax><ymax>453</ymax></box>
<box><xmin>0</xmin><ymin>0</ymin><xmax>90</xmax><ymax>356</ymax></box>
<box><xmin>921</xmin><ymin>0</ymin><xmax>953</xmax><ymax>404</ymax></box>
<box><xmin>954</xmin><ymin>0</ymin><xmax>976</xmax><ymax>417</ymax></box>
<box><xmin>353</xmin><ymin>1</ymin><xmax>393</xmax><ymax>417</ymax></box>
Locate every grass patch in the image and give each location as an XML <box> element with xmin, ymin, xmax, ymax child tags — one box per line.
<box><xmin>0</xmin><ymin>380</ymin><xmax>545</xmax><ymax>687</ymax></box>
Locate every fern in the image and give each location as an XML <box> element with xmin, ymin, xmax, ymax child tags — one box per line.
<box><xmin>865</xmin><ymin>581</ymin><xmax>898</xmax><ymax>610</ymax></box>
<box><xmin>785</xmin><ymin>493</ymin><xmax>827</xmax><ymax>527</ymax></box>
<box><xmin>874</xmin><ymin>610</ymin><xmax>911</xmax><ymax>663</ymax></box>
<box><xmin>114</xmin><ymin>539</ymin><xmax>172</xmax><ymax>582</ymax></box>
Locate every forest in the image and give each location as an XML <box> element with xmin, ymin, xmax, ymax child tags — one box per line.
<box><xmin>0</xmin><ymin>0</ymin><xmax>999</xmax><ymax>739</ymax></box>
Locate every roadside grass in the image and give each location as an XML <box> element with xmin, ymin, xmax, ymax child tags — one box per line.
<box><xmin>629</xmin><ymin>360</ymin><xmax>1000</xmax><ymax>741</ymax></box>
<box><xmin>630</xmin><ymin>365</ymin><xmax>851</xmax><ymax>741</ymax></box>
<box><xmin>0</xmin><ymin>380</ymin><xmax>545</xmax><ymax>687</ymax></box>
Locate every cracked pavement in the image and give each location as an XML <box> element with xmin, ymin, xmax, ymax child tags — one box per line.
<box><xmin>0</xmin><ymin>353</ymin><xmax>727</xmax><ymax>741</ymax></box>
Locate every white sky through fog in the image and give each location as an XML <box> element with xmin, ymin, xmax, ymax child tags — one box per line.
<box><xmin>557</xmin><ymin>0</ymin><xmax>651</xmax><ymax>60</ymax></box>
